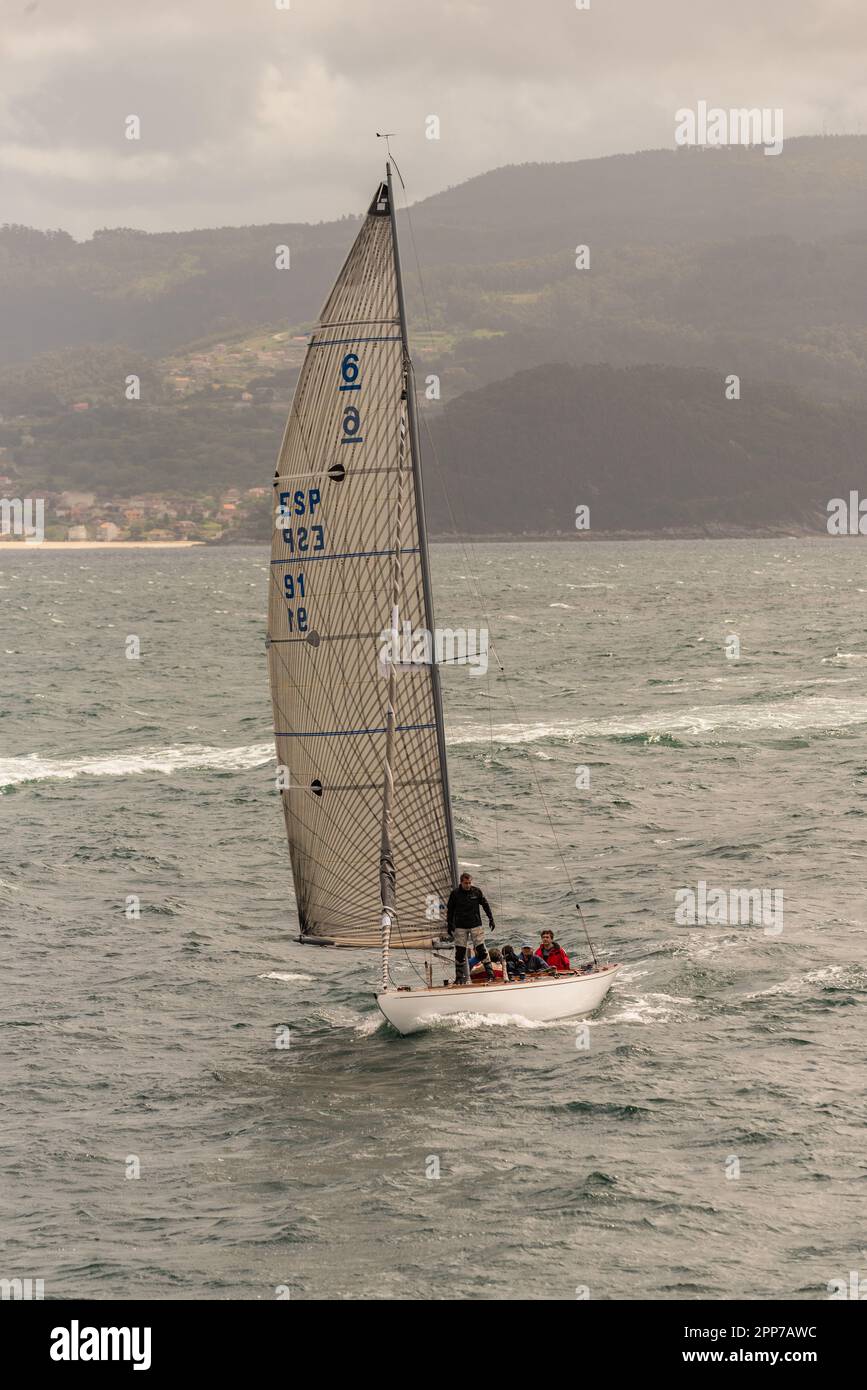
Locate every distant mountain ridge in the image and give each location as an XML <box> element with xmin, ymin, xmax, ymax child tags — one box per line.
<box><xmin>3</xmin><ymin>136</ymin><xmax>867</xmax><ymax>537</ymax></box>
<box><xmin>3</xmin><ymin>135</ymin><xmax>867</xmax><ymax>390</ymax></box>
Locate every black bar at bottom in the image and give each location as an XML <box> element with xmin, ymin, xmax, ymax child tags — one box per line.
<box><xmin>7</xmin><ymin>1297</ymin><xmax>860</xmax><ymax>1375</ymax></box>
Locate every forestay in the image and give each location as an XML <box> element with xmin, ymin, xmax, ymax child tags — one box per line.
<box><xmin>267</xmin><ymin>176</ymin><xmax>455</xmax><ymax>947</ymax></box>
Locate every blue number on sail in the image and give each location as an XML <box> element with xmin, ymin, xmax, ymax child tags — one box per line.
<box><xmin>338</xmin><ymin>353</ymin><xmax>363</xmax><ymax>442</ymax></box>
<box><xmin>338</xmin><ymin>352</ymin><xmax>360</xmax><ymax>392</ymax></box>
<box><xmin>341</xmin><ymin>404</ymin><xmax>363</xmax><ymax>445</ymax></box>
<box><xmin>285</xmin><ymin>572</ymin><xmax>309</xmax><ymax>630</ymax></box>
<box><xmin>282</xmin><ymin>525</ymin><xmax>324</xmax><ymax>553</ymax></box>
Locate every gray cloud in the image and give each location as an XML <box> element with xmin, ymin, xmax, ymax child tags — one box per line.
<box><xmin>1</xmin><ymin>0</ymin><xmax>865</xmax><ymax>236</ymax></box>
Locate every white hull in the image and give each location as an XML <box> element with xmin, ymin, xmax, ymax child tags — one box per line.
<box><xmin>376</xmin><ymin>963</ymin><xmax>622</xmax><ymax>1035</ymax></box>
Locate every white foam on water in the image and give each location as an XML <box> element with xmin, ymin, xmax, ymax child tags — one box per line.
<box><xmin>744</xmin><ymin>964</ymin><xmax>862</xmax><ymax>1000</ymax></box>
<box><xmin>821</xmin><ymin>651</ymin><xmax>867</xmax><ymax>666</ymax></box>
<box><xmin>450</xmin><ymin>721</ymin><xmax>583</xmax><ymax>745</ymax></box>
<box><xmin>425</xmin><ymin>1009</ymin><xmax>573</xmax><ymax>1031</ymax></box>
<box><xmin>450</xmin><ymin>694</ymin><xmax>867</xmax><ymax>745</ymax></box>
<box><xmin>319</xmin><ymin>1006</ymin><xmax>382</xmax><ymax>1036</ymax></box>
<box><xmin>684</xmin><ymin>933</ymin><xmax>745</xmax><ymax>961</ymax></box>
<box><xmin>258</xmin><ymin>971</ymin><xmax>314</xmax><ymax>983</ymax></box>
<box><xmin>10</xmin><ymin>686</ymin><xmax>867</xmax><ymax>792</ymax></box>
<box><xmin>0</xmin><ymin>742</ymin><xmax>275</xmax><ymax>788</ymax></box>
<box><xmin>604</xmin><ymin>992</ymin><xmax>694</xmax><ymax>1025</ymax></box>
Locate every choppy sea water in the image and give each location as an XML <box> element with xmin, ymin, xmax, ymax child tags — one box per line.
<box><xmin>1</xmin><ymin>539</ymin><xmax>865</xmax><ymax>1301</ymax></box>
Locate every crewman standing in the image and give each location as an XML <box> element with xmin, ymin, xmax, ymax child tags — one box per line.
<box><xmin>447</xmin><ymin>871</ymin><xmax>495</xmax><ymax>985</ymax></box>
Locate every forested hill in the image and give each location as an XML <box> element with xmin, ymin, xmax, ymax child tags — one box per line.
<box><xmin>422</xmin><ymin>363</ymin><xmax>867</xmax><ymax>536</ymax></box>
<box><xmin>5</xmin><ymin>355</ymin><xmax>865</xmax><ymax>537</ymax></box>
<box><xmin>3</xmin><ymin>135</ymin><xmax>867</xmax><ymax>405</ymax></box>
<box><xmin>407</xmin><ymin>135</ymin><xmax>867</xmax><ymax>261</ymax></box>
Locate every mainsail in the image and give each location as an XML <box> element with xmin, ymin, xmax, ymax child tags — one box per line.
<box><xmin>267</xmin><ymin>168</ymin><xmax>457</xmax><ymax>947</ymax></box>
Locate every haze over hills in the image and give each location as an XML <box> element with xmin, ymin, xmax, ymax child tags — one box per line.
<box><xmin>2</xmin><ymin>135</ymin><xmax>867</xmax><ymax>537</ymax></box>
<box><xmin>4</xmin><ymin>136</ymin><xmax>867</xmax><ymax>389</ymax></box>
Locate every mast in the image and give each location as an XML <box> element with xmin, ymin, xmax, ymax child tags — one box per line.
<box><xmin>386</xmin><ymin>160</ymin><xmax>459</xmax><ymax>887</ymax></box>
<box><xmin>378</xmin><ymin>407</ymin><xmax>409</xmax><ymax>990</ymax></box>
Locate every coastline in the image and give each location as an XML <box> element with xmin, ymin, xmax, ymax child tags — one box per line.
<box><xmin>1</xmin><ymin>529</ymin><xmax>848</xmax><ymax>551</ymax></box>
<box><xmin>0</xmin><ymin>540</ymin><xmax>206</xmax><ymax>550</ymax></box>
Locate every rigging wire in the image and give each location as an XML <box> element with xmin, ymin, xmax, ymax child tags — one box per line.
<box><xmin>485</xmin><ymin>656</ymin><xmax>504</xmax><ymax>931</ymax></box>
<box><xmin>393</xmin><ymin>172</ymin><xmax>600</xmax><ymax>966</ymax></box>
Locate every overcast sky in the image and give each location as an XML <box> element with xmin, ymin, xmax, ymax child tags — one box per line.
<box><xmin>2</xmin><ymin>0</ymin><xmax>866</xmax><ymax>238</ymax></box>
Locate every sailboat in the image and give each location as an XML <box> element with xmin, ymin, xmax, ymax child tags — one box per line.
<box><xmin>266</xmin><ymin>161</ymin><xmax>621</xmax><ymax>1034</ymax></box>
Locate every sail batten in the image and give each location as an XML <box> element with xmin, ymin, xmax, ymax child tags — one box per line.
<box><xmin>267</xmin><ymin>172</ymin><xmax>454</xmax><ymax>947</ymax></box>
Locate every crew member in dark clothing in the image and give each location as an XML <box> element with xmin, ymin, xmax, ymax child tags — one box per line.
<box><xmin>517</xmin><ymin>942</ymin><xmax>556</xmax><ymax>977</ymax></box>
<box><xmin>502</xmin><ymin>944</ymin><xmax>521</xmax><ymax>980</ymax></box>
<box><xmin>447</xmin><ymin>871</ymin><xmax>495</xmax><ymax>985</ymax></box>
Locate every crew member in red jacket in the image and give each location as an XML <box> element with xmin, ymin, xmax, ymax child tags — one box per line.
<box><xmin>536</xmin><ymin>929</ymin><xmax>571</xmax><ymax>972</ymax></box>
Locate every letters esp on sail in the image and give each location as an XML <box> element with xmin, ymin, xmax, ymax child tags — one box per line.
<box><xmin>267</xmin><ymin>173</ymin><xmax>456</xmax><ymax>947</ymax></box>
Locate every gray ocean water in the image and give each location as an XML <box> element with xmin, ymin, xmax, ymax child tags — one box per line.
<box><xmin>1</xmin><ymin>539</ymin><xmax>865</xmax><ymax>1301</ymax></box>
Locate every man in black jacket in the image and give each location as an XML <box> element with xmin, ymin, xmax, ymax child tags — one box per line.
<box><xmin>447</xmin><ymin>872</ymin><xmax>496</xmax><ymax>985</ymax></box>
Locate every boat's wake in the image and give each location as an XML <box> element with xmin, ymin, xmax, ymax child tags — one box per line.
<box><xmin>744</xmin><ymin>963</ymin><xmax>866</xmax><ymax>1001</ymax></box>
<box><xmin>423</xmin><ymin>1009</ymin><xmax>577</xmax><ymax>1031</ymax></box>
<box><xmin>318</xmin><ymin>1007</ymin><xmax>382</xmax><ymax>1036</ymax></box>
<box><xmin>602</xmin><ymin>991</ymin><xmax>694</xmax><ymax>1025</ymax></box>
